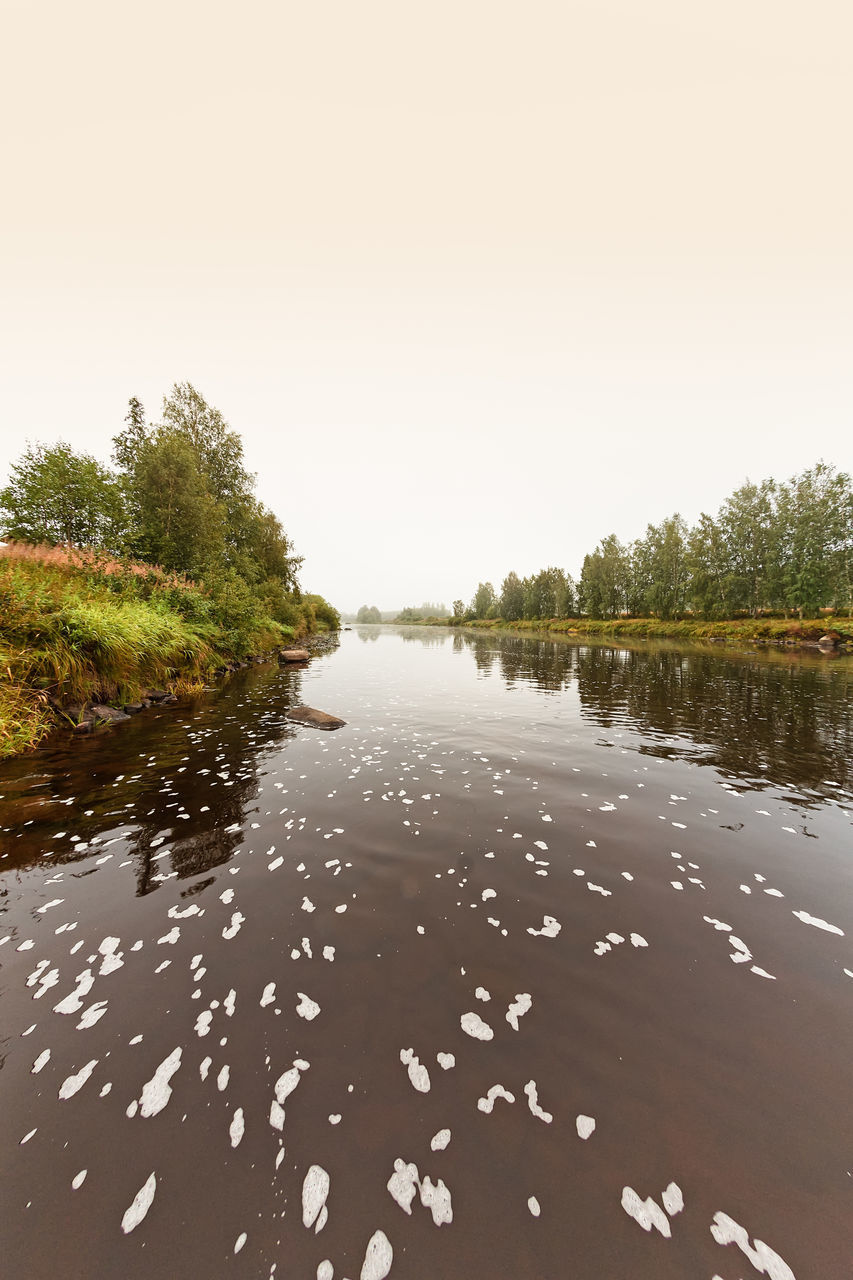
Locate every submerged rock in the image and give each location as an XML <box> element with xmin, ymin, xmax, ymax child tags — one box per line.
<box><xmin>279</xmin><ymin>648</ymin><xmax>311</xmax><ymax>663</ymax></box>
<box><xmin>90</xmin><ymin>704</ymin><xmax>131</xmax><ymax>723</ymax></box>
<box><xmin>285</xmin><ymin>706</ymin><xmax>346</xmax><ymax>731</ymax></box>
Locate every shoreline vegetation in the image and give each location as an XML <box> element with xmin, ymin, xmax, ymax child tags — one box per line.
<box><xmin>389</xmin><ymin>459</ymin><xmax>853</xmax><ymax>648</ymax></box>
<box><xmin>0</xmin><ymin>384</ymin><xmax>340</xmax><ymax>758</ymax></box>
<box><xmin>402</xmin><ymin>613</ymin><xmax>853</xmax><ymax>647</ymax></box>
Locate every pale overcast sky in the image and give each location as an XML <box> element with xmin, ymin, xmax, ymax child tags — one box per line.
<box><xmin>1</xmin><ymin>1</ymin><xmax>850</xmax><ymax>612</ymax></box>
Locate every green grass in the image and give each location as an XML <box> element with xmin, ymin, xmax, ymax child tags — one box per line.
<box><xmin>0</xmin><ymin>551</ymin><xmax>334</xmax><ymax>757</ymax></box>
<box><xmin>432</xmin><ymin>615</ymin><xmax>853</xmax><ymax>642</ymax></box>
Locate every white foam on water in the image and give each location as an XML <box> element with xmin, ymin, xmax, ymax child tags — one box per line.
<box><xmin>229</xmin><ymin>1107</ymin><xmax>244</xmax><ymax>1147</ymax></box>
<box><xmin>576</xmin><ymin>1115</ymin><xmax>596</xmax><ymax>1139</ymax></box>
<box><xmin>475</xmin><ymin>986</ymin><xmax>491</xmax><ymax>1002</ymax></box>
<box><xmin>430</xmin><ymin>1129</ymin><xmax>451</xmax><ymax>1151</ymax></box>
<box><xmin>420</xmin><ymin>1175</ymin><xmax>453</xmax><ymax>1225</ymax></box>
<box><xmin>792</xmin><ymin>910</ymin><xmax>844</xmax><ymax>936</ymax></box>
<box><xmin>199</xmin><ymin>1057</ymin><xmax>211</xmax><ymax>1081</ymax></box>
<box><xmin>260</xmin><ymin>983</ymin><xmax>276</xmax><ymax>1007</ymax></box>
<box><xmin>662</xmin><ymin>1182</ymin><xmax>684</xmax><ymax>1216</ymax></box>
<box><xmin>195</xmin><ymin>1010</ymin><xmax>213</xmax><ymax>1037</ymax></box>
<box><xmin>275</xmin><ymin>1065</ymin><xmax>303</xmax><ymax>1104</ymax></box>
<box><xmin>54</xmin><ymin>969</ymin><xmax>95</xmax><ymax>1014</ymax></box>
<box><xmin>729</xmin><ymin>936</ymin><xmax>752</xmax><ymax>964</ymax></box>
<box><xmin>751</xmin><ymin>965</ymin><xmax>776</xmax><ymax>980</ymax></box>
<box><xmin>527</xmin><ymin>915</ymin><xmax>561</xmax><ymax>938</ymax></box>
<box><xmin>317</xmin><ymin>1262</ymin><xmax>333</xmax><ymax>1280</ymax></box>
<box><xmin>710</xmin><ymin>1210</ymin><xmax>795</xmax><ymax>1279</ymax></box>
<box><xmin>59</xmin><ymin>1058</ymin><xmax>98</xmax><ymax>1099</ymax></box>
<box><xmin>506</xmin><ymin>993</ymin><xmax>532</xmax><ymax>1030</ymax></box>
<box><xmin>400</xmin><ymin>1047</ymin><xmax>431</xmax><ymax>1092</ymax></box>
<box><xmin>437</xmin><ymin>1053</ymin><xmax>455</xmax><ymax>1070</ymax></box>
<box><xmin>388</xmin><ymin>1159</ymin><xmax>419</xmax><ymax>1214</ymax></box>
<box><xmin>32</xmin><ymin>1048</ymin><xmax>51</xmax><ymax>1073</ymax></box>
<box><xmin>477</xmin><ymin>1084</ymin><xmax>515</xmax><ymax>1113</ymax></box>
<box><xmin>168</xmin><ymin>904</ymin><xmax>200</xmax><ymax>919</ymax></box>
<box><xmin>71</xmin><ymin>1169</ymin><xmax>87</xmax><ymax>1189</ymax></box>
<box><xmin>302</xmin><ymin>897</ymin><xmax>315</xmax><ymax>913</ymax></box>
<box><xmin>297</xmin><ymin>993</ymin><xmax>321</xmax><ymax>1021</ymax></box>
<box><xmin>630</xmin><ymin>934</ymin><xmax>648</xmax><ymax>948</ymax></box>
<box><xmin>528</xmin><ymin>1196</ymin><xmax>541</xmax><ymax>1216</ymax></box>
<box><xmin>20</xmin><ymin>1128</ymin><xmax>37</xmax><ymax>1144</ymax></box>
<box><xmin>224</xmin><ymin>989</ymin><xmax>236</xmax><ymax>1017</ymax></box>
<box><xmin>77</xmin><ymin>1000</ymin><xmax>108</xmax><ymax>1029</ymax></box>
<box><xmin>219</xmin><ymin>888</ymin><xmax>234</xmax><ymax>904</ymax></box>
<box><xmin>335</xmin><ymin>904</ymin><xmax>347</xmax><ymax>913</ymax></box>
<box><xmin>323</xmin><ymin>946</ymin><xmax>336</xmax><ymax>962</ymax></box>
<box><xmin>158</xmin><ymin>927</ymin><xmax>180</xmax><ymax>945</ymax></box>
<box><xmin>302</xmin><ymin>1164</ymin><xmax>330</xmax><ymax>1229</ymax></box>
<box><xmin>217</xmin><ymin>1065</ymin><xmax>230</xmax><ymax>1091</ymax></box>
<box><xmin>481</xmin><ymin>889</ymin><xmax>497</xmax><ymax>901</ymax></box>
<box><xmin>360</xmin><ymin>1229</ymin><xmax>393</xmax><ymax>1280</ymax></box>
<box><xmin>461</xmin><ymin>1011</ymin><xmax>494</xmax><ymax>1040</ymax></box>
<box><xmin>534</xmin><ymin>841</ymin><xmax>548</xmax><ymax>850</ymax></box>
<box><xmin>269</xmin><ymin>1101</ymin><xmax>285</xmax><ymax>1130</ymax></box>
<box><xmin>234</xmin><ymin>1232</ymin><xmax>247</xmax><ymax>1254</ymax></box>
<box><xmin>524</xmin><ymin>1080</ymin><xmax>553</xmax><ymax>1123</ymax></box>
<box><xmin>704</xmin><ymin>917</ymin><xmax>731</xmax><ymax>932</ymax></box>
<box><xmin>139</xmin><ymin>1047</ymin><xmax>182</xmax><ymax>1118</ymax></box>
<box><xmin>269</xmin><ymin>857</ymin><xmax>283</xmax><ymax>871</ymax></box>
<box><xmin>121</xmin><ymin>1171</ymin><xmax>157</xmax><ymax>1233</ymax></box>
<box><xmin>222</xmin><ymin>912</ymin><xmax>245</xmax><ymax>940</ymax></box>
<box><xmin>621</xmin><ymin>1186</ymin><xmax>671</xmax><ymax>1237</ymax></box>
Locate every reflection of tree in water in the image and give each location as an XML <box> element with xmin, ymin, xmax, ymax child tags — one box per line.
<box><xmin>131</xmin><ymin>664</ymin><xmax>306</xmax><ymax>894</ymax></box>
<box><xmin>0</xmin><ymin>664</ymin><xmax>306</xmax><ymax>888</ymax></box>
<box><xmin>356</xmin><ymin>627</ymin><xmax>380</xmax><ymax>642</ymax></box>
<box><xmin>572</xmin><ymin>644</ymin><xmax>853</xmax><ymax>796</ymax></box>
<box><xmin>457</xmin><ymin>631</ymin><xmax>574</xmax><ymax>693</ymax></box>
<box><xmin>394</xmin><ymin>627</ymin><xmax>449</xmax><ymax>647</ymax></box>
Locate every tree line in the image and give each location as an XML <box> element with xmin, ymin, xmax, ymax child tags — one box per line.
<box><xmin>0</xmin><ymin>383</ymin><xmax>339</xmax><ymax>632</ymax></box>
<box><xmin>456</xmin><ymin>462</ymin><xmax>852</xmax><ymax>622</ymax></box>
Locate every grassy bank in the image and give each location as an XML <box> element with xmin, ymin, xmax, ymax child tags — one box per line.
<box><xmin>0</xmin><ymin>545</ymin><xmax>339</xmax><ymax>758</ymax></box>
<box><xmin>424</xmin><ymin>615</ymin><xmax>853</xmax><ymax>643</ymax></box>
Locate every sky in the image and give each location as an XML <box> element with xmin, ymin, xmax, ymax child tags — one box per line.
<box><xmin>1</xmin><ymin>1</ymin><xmax>851</xmax><ymax>613</ymax></box>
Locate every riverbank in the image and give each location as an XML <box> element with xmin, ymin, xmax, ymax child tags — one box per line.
<box><xmin>0</xmin><ymin>546</ymin><xmax>339</xmax><ymax>758</ymax></box>
<box><xmin>419</xmin><ymin>614</ymin><xmax>853</xmax><ymax>646</ymax></box>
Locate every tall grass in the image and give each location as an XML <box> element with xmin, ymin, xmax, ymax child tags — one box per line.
<box><xmin>0</xmin><ymin>553</ymin><xmax>288</xmax><ymax>756</ymax></box>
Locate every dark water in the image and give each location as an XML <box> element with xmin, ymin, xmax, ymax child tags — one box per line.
<box><xmin>1</xmin><ymin>627</ymin><xmax>852</xmax><ymax>1279</ymax></box>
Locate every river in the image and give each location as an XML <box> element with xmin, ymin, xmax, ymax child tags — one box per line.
<box><xmin>1</xmin><ymin>626</ymin><xmax>851</xmax><ymax>1279</ymax></box>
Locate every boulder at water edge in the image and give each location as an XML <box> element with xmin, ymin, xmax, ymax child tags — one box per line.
<box><xmin>285</xmin><ymin>706</ymin><xmax>346</xmax><ymax>731</ymax></box>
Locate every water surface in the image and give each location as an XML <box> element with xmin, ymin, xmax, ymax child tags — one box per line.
<box><xmin>1</xmin><ymin>627</ymin><xmax>851</xmax><ymax>1278</ymax></box>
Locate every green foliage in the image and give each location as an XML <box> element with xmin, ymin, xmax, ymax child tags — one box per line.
<box><xmin>0</xmin><ymin>441</ymin><xmax>126</xmax><ymax>550</ymax></box>
<box><xmin>0</xmin><ymin>384</ymin><xmax>340</xmax><ymax>754</ymax></box>
<box><xmin>396</xmin><ymin>602</ymin><xmax>450</xmax><ymax>623</ymax></box>
<box><xmin>357</xmin><ymin>605</ymin><xmax>382</xmax><ymax>624</ymax></box>
<box><xmin>462</xmin><ymin>461</ymin><xmax>852</xmax><ymax>624</ymax></box>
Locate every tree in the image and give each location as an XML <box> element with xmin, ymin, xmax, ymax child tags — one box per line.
<box><xmin>499</xmin><ymin>572</ymin><xmax>524</xmax><ymax>621</ymax></box>
<box><xmin>718</xmin><ymin>478</ymin><xmax>779</xmax><ymax>615</ymax></box>
<box><xmin>0</xmin><ymin>441</ymin><xmax>125</xmax><ymax>550</ymax></box>
<box><xmin>451</xmin><ymin>599</ymin><xmax>465</xmax><ymax>620</ymax></box>
<box><xmin>132</xmin><ymin>428</ymin><xmax>226</xmax><ymax>575</ymax></box>
<box><xmin>471</xmin><ymin>582</ymin><xmax>497</xmax><ymax>618</ymax></box>
<box><xmin>642</xmin><ymin>515</ymin><xmax>688</xmax><ymax>619</ymax></box>
<box><xmin>776</xmin><ymin>462</ymin><xmax>852</xmax><ymax>617</ymax></box>
<box><xmin>357</xmin><ymin>605</ymin><xmax>382</xmax><ymax>624</ymax></box>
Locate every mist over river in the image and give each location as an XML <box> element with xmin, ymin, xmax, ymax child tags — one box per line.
<box><xmin>1</xmin><ymin>626</ymin><xmax>852</xmax><ymax>1279</ymax></box>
